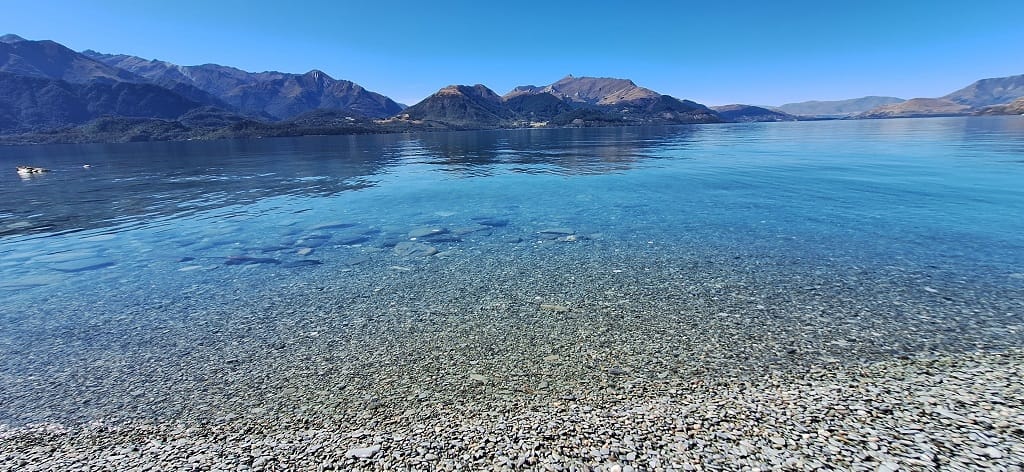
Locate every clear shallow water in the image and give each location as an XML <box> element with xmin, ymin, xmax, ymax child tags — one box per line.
<box><xmin>1</xmin><ymin>117</ymin><xmax>1023</xmax><ymax>427</ymax></box>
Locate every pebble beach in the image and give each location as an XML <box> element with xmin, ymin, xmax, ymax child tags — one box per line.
<box><xmin>2</xmin><ymin>241</ymin><xmax>1023</xmax><ymax>470</ymax></box>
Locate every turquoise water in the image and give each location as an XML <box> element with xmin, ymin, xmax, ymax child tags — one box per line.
<box><xmin>1</xmin><ymin>117</ymin><xmax>1023</xmax><ymax>426</ymax></box>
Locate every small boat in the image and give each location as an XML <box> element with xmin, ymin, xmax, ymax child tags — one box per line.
<box><xmin>16</xmin><ymin>166</ymin><xmax>50</xmax><ymax>176</ymax></box>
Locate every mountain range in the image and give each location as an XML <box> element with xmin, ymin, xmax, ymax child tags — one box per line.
<box><xmin>81</xmin><ymin>51</ymin><xmax>404</xmax><ymax>120</ymax></box>
<box><xmin>392</xmin><ymin>76</ymin><xmax>722</xmax><ymax>129</ymax></box>
<box><xmin>856</xmin><ymin>74</ymin><xmax>1024</xmax><ymax>118</ymax></box>
<box><xmin>775</xmin><ymin>96</ymin><xmax>906</xmax><ymax>117</ymax></box>
<box><xmin>1</xmin><ymin>33</ymin><xmax>1022</xmax><ymax>144</ymax></box>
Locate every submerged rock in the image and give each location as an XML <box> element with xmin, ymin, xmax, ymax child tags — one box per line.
<box><xmin>294</xmin><ymin>234</ymin><xmax>331</xmax><ymax>248</ymax></box>
<box><xmin>472</xmin><ymin>217</ymin><xmax>509</xmax><ymax>227</ymax></box>
<box><xmin>538</xmin><ymin>227</ymin><xmax>575</xmax><ymax>239</ymax></box>
<box><xmin>281</xmin><ymin>259</ymin><xmax>322</xmax><ymax>268</ymax></box>
<box><xmin>224</xmin><ymin>256</ymin><xmax>280</xmax><ymax>266</ymax></box>
<box><xmin>310</xmin><ymin>221</ymin><xmax>357</xmax><ymax>231</ymax></box>
<box><xmin>538</xmin><ymin>227</ymin><xmax>574</xmax><ymax>235</ymax></box>
<box><xmin>50</xmin><ymin>257</ymin><xmax>115</xmax><ymax>273</ymax></box>
<box><xmin>333</xmin><ymin>233</ymin><xmax>371</xmax><ymax>245</ymax></box>
<box><xmin>418</xmin><ymin>234</ymin><xmax>461</xmax><ymax>243</ymax></box>
<box><xmin>393</xmin><ymin>242</ymin><xmax>438</xmax><ymax>257</ymax></box>
<box><xmin>408</xmin><ymin>226</ymin><xmax>447</xmax><ymax>239</ymax></box>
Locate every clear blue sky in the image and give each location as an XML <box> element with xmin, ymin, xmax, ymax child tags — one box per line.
<box><xmin>3</xmin><ymin>0</ymin><xmax>1022</xmax><ymax>106</ymax></box>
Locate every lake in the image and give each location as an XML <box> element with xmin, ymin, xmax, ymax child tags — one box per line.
<box><xmin>1</xmin><ymin>117</ymin><xmax>1023</xmax><ymax>434</ymax></box>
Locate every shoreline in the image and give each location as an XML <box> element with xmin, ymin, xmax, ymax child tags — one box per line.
<box><xmin>3</xmin><ymin>350</ymin><xmax>1021</xmax><ymax>470</ymax></box>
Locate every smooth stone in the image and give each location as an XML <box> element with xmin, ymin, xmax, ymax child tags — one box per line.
<box><xmin>408</xmin><ymin>227</ymin><xmax>447</xmax><ymax>238</ymax></box>
<box><xmin>224</xmin><ymin>256</ymin><xmax>280</xmax><ymax>266</ymax></box>
<box><xmin>50</xmin><ymin>257</ymin><xmax>115</xmax><ymax>273</ymax></box>
<box><xmin>607</xmin><ymin>367</ymin><xmax>629</xmax><ymax>376</ymax></box>
<box><xmin>540</xmin><ymin>304</ymin><xmax>570</xmax><ymax>312</ymax></box>
<box><xmin>281</xmin><ymin>259</ymin><xmax>322</xmax><ymax>268</ymax></box>
<box><xmin>418</xmin><ymin>234</ymin><xmax>461</xmax><ymax>243</ymax></box>
<box><xmin>470</xmin><ymin>374</ymin><xmax>488</xmax><ymax>384</ymax></box>
<box><xmin>472</xmin><ymin>217</ymin><xmax>509</xmax><ymax>227</ymax></box>
<box><xmin>983</xmin><ymin>447</ymin><xmax>1003</xmax><ymax>459</ymax></box>
<box><xmin>310</xmin><ymin>221</ymin><xmax>356</xmax><ymax>231</ymax></box>
<box><xmin>334</xmin><ymin>233</ymin><xmax>371</xmax><ymax>245</ymax></box>
<box><xmin>345</xmin><ymin>445</ymin><xmax>381</xmax><ymax>459</ymax></box>
<box><xmin>543</xmin><ymin>355</ymin><xmax>560</xmax><ymax>362</ymax></box>
<box><xmin>538</xmin><ymin>227</ymin><xmax>574</xmax><ymax>235</ymax></box>
<box><xmin>393</xmin><ymin>242</ymin><xmax>438</xmax><ymax>257</ymax></box>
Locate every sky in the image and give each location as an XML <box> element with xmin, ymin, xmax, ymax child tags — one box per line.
<box><xmin>3</xmin><ymin>0</ymin><xmax>1023</xmax><ymax>106</ymax></box>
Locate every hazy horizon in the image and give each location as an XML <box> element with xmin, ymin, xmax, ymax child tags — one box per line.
<box><xmin>3</xmin><ymin>0</ymin><xmax>1022</xmax><ymax>107</ymax></box>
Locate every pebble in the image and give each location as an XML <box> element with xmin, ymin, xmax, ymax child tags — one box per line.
<box><xmin>540</xmin><ymin>304</ymin><xmax>570</xmax><ymax>312</ymax></box>
<box><xmin>469</xmin><ymin>374</ymin><xmax>488</xmax><ymax>384</ymax></box>
<box><xmin>345</xmin><ymin>445</ymin><xmax>381</xmax><ymax>459</ymax></box>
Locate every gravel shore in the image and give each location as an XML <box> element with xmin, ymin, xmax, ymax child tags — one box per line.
<box><xmin>2</xmin><ymin>350</ymin><xmax>1022</xmax><ymax>470</ymax></box>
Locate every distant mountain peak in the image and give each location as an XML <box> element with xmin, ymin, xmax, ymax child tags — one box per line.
<box><xmin>303</xmin><ymin>69</ymin><xmax>331</xmax><ymax>82</ymax></box>
<box><xmin>0</xmin><ymin>34</ymin><xmax>27</xmax><ymax>43</ymax></box>
<box><xmin>514</xmin><ymin>75</ymin><xmax>655</xmax><ymax>105</ymax></box>
<box><xmin>436</xmin><ymin>84</ymin><xmax>500</xmax><ymax>100</ymax></box>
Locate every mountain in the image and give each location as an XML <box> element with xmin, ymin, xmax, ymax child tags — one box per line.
<box><xmin>1</xmin><ymin>36</ymin><xmax>138</xmax><ymax>84</ymax></box>
<box><xmin>974</xmin><ymin>97</ymin><xmax>1024</xmax><ymax>115</ymax></box>
<box><xmin>83</xmin><ymin>51</ymin><xmax>404</xmax><ymax>120</ymax></box>
<box><xmin>396</xmin><ymin>84</ymin><xmax>514</xmax><ymax>128</ymax></box>
<box><xmin>776</xmin><ymin>96</ymin><xmax>905</xmax><ymax>117</ymax></box>
<box><xmin>502</xmin><ymin>75</ymin><xmax>718</xmax><ymax>124</ymax></box>
<box><xmin>942</xmin><ymin>74</ymin><xmax>1024</xmax><ymax>108</ymax></box>
<box><xmin>503</xmin><ymin>92</ymin><xmax>572</xmax><ymax>121</ymax></box>
<box><xmin>0</xmin><ymin>71</ymin><xmax>203</xmax><ymax>134</ymax></box>
<box><xmin>856</xmin><ymin>74</ymin><xmax>1024</xmax><ymax>118</ymax></box>
<box><xmin>506</xmin><ymin>75</ymin><xmax>661</xmax><ymax>106</ymax></box>
<box><xmin>857</xmin><ymin>98</ymin><xmax>971</xmax><ymax>119</ymax></box>
<box><xmin>392</xmin><ymin>76</ymin><xmax>720</xmax><ymax>129</ymax></box>
<box><xmin>711</xmin><ymin>105</ymin><xmax>796</xmax><ymax>122</ymax></box>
